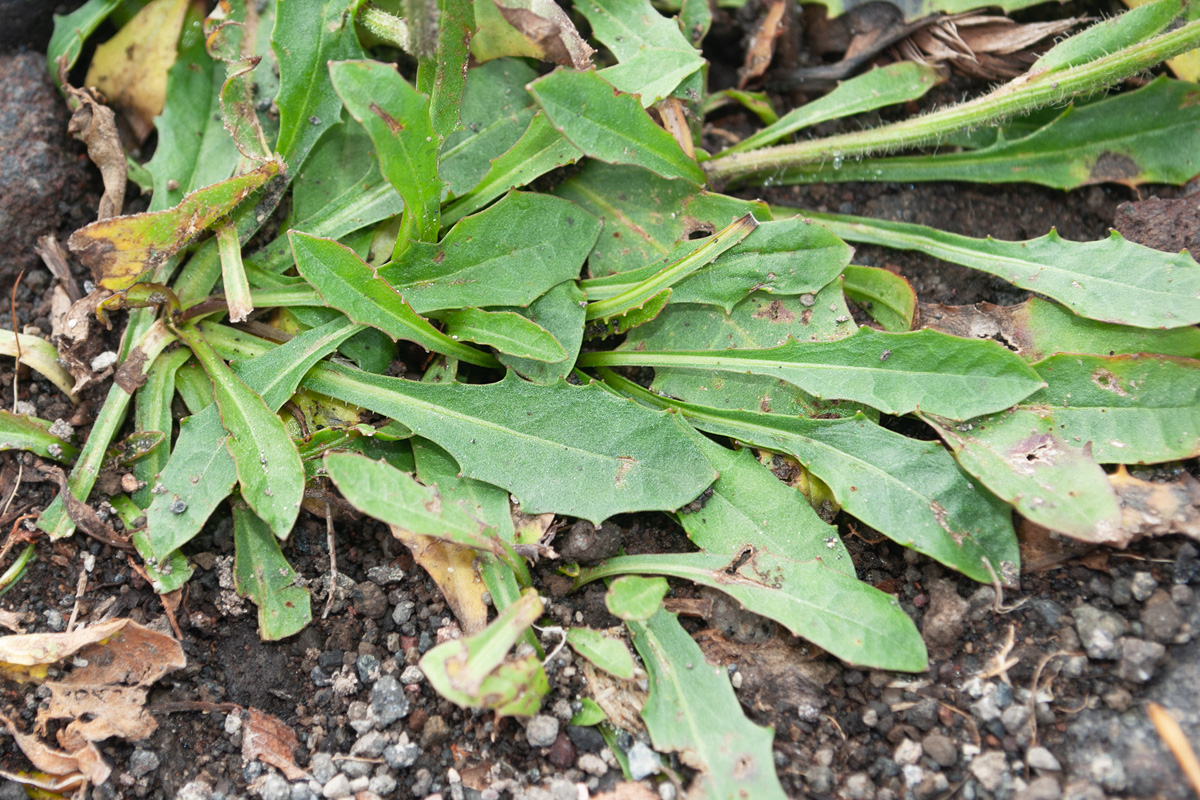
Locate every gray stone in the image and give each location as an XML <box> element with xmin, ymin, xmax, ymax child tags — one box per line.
<box><xmin>805</xmin><ymin>765</ymin><xmax>834</xmax><ymax>794</ymax></box>
<box><xmin>1072</xmin><ymin>606</ymin><xmax>1128</xmax><ymax>659</ymax></box>
<box><xmin>311</xmin><ymin>753</ymin><xmax>337</xmax><ymax>785</ymax></box>
<box><xmin>352</xmin><ymin>731</ymin><xmax>388</xmax><ymax>759</ymax></box>
<box><xmin>384</xmin><ymin>736</ymin><xmax>420</xmax><ymax>769</ymax></box>
<box><xmin>409</xmin><ymin>768</ymin><xmax>433</xmax><ymax>797</ymax></box>
<box><xmin>401</xmin><ymin>665</ymin><xmax>425</xmax><ymax>685</ymax></box>
<box><xmin>923</xmin><ymin>734</ymin><xmax>957</xmax><ymax>767</ymax></box>
<box><xmin>367</xmin><ymin>565</ymin><xmax>405</xmax><ymax>585</ymax></box>
<box><xmin>321</xmin><ymin>774</ymin><xmax>351</xmax><ymax>800</ymax></box>
<box><xmin>1030</xmin><ymin>599</ymin><xmax>1067</xmax><ymax>627</ymax></box>
<box><xmin>177</xmin><ymin>781</ymin><xmax>214</xmax><ymax>800</ymax></box>
<box><xmin>1131</xmin><ymin>571</ymin><xmax>1158</xmax><ymax>602</ymax></box>
<box><xmin>357</xmin><ymin>653</ymin><xmax>382</xmax><ymax>684</ymax></box>
<box><xmin>914</xmin><ymin>772</ymin><xmax>950</xmax><ymax>800</ymax></box>
<box><xmin>128</xmin><ymin>749</ymin><xmax>160</xmax><ymax>778</ymax></box>
<box><xmin>353</xmin><ymin>582</ymin><xmax>389</xmax><ymax>619</ymax></box>
<box><xmin>894</xmin><ymin>739</ymin><xmax>923</xmax><ymax>766</ymax></box>
<box><xmin>1017</xmin><ymin>776</ymin><xmax>1062</xmax><ymax>800</ymax></box>
<box><xmin>577</xmin><ymin>753</ymin><xmax>607</xmax><ymax>776</ymax></box>
<box><xmin>346</xmin><ymin>776</ymin><xmax>369</xmax><ymax>793</ymax></box>
<box><xmin>844</xmin><ymin>772</ymin><xmax>876</xmax><ymax>800</ymax></box>
<box><xmin>1001</xmin><ymin>704</ymin><xmax>1032</xmax><ymax>735</ymax></box>
<box><xmin>1140</xmin><ymin>590</ymin><xmax>1183</xmax><ymax>643</ymax></box>
<box><xmin>627</xmin><ymin>742</ymin><xmax>662</xmax><ymax>780</ymax></box>
<box><xmin>371</xmin><ymin>675</ymin><xmax>410</xmax><ymax>726</ymax></box>
<box><xmin>1116</xmin><ymin>637</ymin><xmax>1166</xmax><ymax>682</ymax></box>
<box><xmin>340</xmin><ymin>759</ymin><xmax>372</xmax><ymax>780</ymax></box>
<box><xmin>348</xmin><ymin>700</ymin><xmax>376</xmax><ymax>734</ymax></box>
<box><xmin>1027</xmin><ymin>747</ymin><xmax>1061</xmax><ymax>772</ymax></box>
<box><xmin>1061</xmin><ymin>781</ymin><xmax>1105</xmax><ymax>800</ymax></box>
<box><xmin>923</xmin><ymin>579</ymin><xmax>970</xmax><ymax>658</ymax></box>
<box><xmin>905</xmin><ymin>697</ymin><xmax>940</xmax><ymax>731</ymax></box>
<box><xmin>1111</xmin><ymin>578</ymin><xmax>1133</xmax><ymax>607</ymax></box>
<box><xmin>259</xmin><ymin>773</ymin><xmax>290</xmax><ymax>800</ymax></box>
<box><xmin>969</xmin><ymin>751</ymin><xmax>1010</xmax><ymax>793</ymax></box>
<box><xmin>368</xmin><ymin>775</ymin><xmax>396</xmax><ymax>796</ymax></box>
<box><xmin>290</xmin><ymin>784</ymin><xmax>318</xmax><ymax>800</ymax></box>
<box><xmin>970</xmin><ymin>689</ymin><xmax>1003</xmax><ymax>722</ymax></box>
<box><xmin>525</xmin><ymin>715</ymin><xmax>560</xmax><ymax>748</ymax></box>
<box><xmin>1171</xmin><ymin>584</ymin><xmax>1194</xmax><ymax>605</ymax></box>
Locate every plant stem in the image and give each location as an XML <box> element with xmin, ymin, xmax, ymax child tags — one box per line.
<box><xmin>704</xmin><ymin>20</ymin><xmax>1200</xmax><ymax>186</ymax></box>
<box><xmin>357</xmin><ymin>2</ymin><xmax>413</xmax><ymax>53</ymax></box>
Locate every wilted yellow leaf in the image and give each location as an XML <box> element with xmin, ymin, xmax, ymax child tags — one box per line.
<box><xmin>84</xmin><ymin>0</ymin><xmax>189</xmax><ymax>142</ymax></box>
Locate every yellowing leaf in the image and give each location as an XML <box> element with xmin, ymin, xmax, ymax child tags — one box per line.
<box><xmin>390</xmin><ymin>526</ymin><xmax>491</xmax><ymax>635</ymax></box>
<box><xmin>69</xmin><ymin>159</ymin><xmax>281</xmax><ymax>291</ymax></box>
<box><xmin>84</xmin><ymin>0</ymin><xmax>189</xmax><ymax>142</ymax></box>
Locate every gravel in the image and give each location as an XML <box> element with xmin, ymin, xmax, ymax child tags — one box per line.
<box><xmin>525</xmin><ymin>715</ymin><xmax>560</xmax><ymax>748</ymax></box>
<box><xmin>1072</xmin><ymin>605</ymin><xmax>1129</xmax><ymax>659</ymax></box>
<box><xmin>370</xmin><ymin>675</ymin><xmax>410</xmax><ymax>726</ymax></box>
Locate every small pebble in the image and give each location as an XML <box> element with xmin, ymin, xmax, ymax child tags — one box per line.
<box><xmin>1140</xmin><ymin>590</ymin><xmax>1183</xmax><ymax>642</ymax></box>
<box><xmin>923</xmin><ymin>734</ymin><xmax>957</xmax><ymax>768</ymax></box>
<box><xmin>1116</xmin><ymin>636</ymin><xmax>1166</xmax><ymax>682</ymax></box>
<box><xmin>1018</xmin><ymin>775</ymin><xmax>1062</xmax><ymax>800</ymax></box>
<box><xmin>1072</xmin><ymin>606</ymin><xmax>1128</xmax><ymax>660</ymax></box>
<box><xmin>259</xmin><ymin>774</ymin><xmax>290</xmax><ymax>800</ymax></box>
<box><xmin>577</xmin><ymin>753</ymin><xmax>607</xmax><ymax>776</ymax></box>
<box><xmin>371</xmin><ymin>675</ymin><xmax>410</xmax><ymax>726</ymax></box>
<box><xmin>400</xmin><ymin>664</ymin><xmax>425</xmax><ymax>685</ymax></box>
<box><xmin>384</xmin><ymin>737</ymin><xmax>420</xmax><ymax>770</ymax></box>
<box><xmin>128</xmin><ymin>750</ymin><xmax>159</xmax><ymax>778</ymax></box>
<box><xmin>525</xmin><ymin>715</ymin><xmax>560</xmax><ymax>748</ymax></box>
<box><xmin>627</xmin><ymin>742</ymin><xmax>662</xmax><ymax>780</ymax></box>
<box><xmin>1131</xmin><ymin>571</ymin><xmax>1158</xmax><ymax>602</ymax></box>
<box><xmin>970</xmin><ymin>751</ymin><xmax>1009</xmax><ymax>793</ymax></box>
<box><xmin>352</xmin><ymin>731</ymin><xmax>388</xmax><ymax>759</ymax></box>
<box><xmin>1027</xmin><ymin>746</ymin><xmax>1062</xmax><ymax>771</ymax></box>
<box><xmin>894</xmin><ymin>739</ymin><xmax>922</xmax><ymax>766</ymax></box>
<box><xmin>321</xmin><ymin>773</ymin><xmax>351</xmax><ymax>800</ymax></box>
<box><xmin>310</xmin><ymin>753</ymin><xmax>337</xmax><ymax>785</ymax></box>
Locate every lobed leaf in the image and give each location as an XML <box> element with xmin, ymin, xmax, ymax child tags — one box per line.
<box><xmin>627</xmin><ymin>609</ymin><xmax>788</xmax><ymax>800</ymax></box>
<box><xmin>529</xmin><ymin>68</ymin><xmax>705</xmax><ymax>184</ymax></box>
<box><xmin>573</xmin><ymin>0</ymin><xmax>705</xmax><ymax>105</ymax></box>
<box><xmin>599</xmin><ymin>372</ymin><xmax>1020</xmax><ymax>583</ymax></box>
<box><xmin>233</xmin><ymin>503</ymin><xmax>312</xmax><ymax>640</ymax></box>
<box><xmin>329</xmin><ymin>59</ymin><xmax>443</xmax><ymax>247</ymax></box>
<box><xmin>300</xmin><ymin>365</ymin><xmax>718</xmax><ymax>524</ymax></box>
<box><xmin>923</xmin><ymin>412</ymin><xmax>1123</xmax><ymax>542</ymax></box>
<box><xmin>272</xmin><ymin>0</ymin><xmax>365</xmax><ymax>168</ymax></box>
<box><xmin>584</xmin><ymin>327</ymin><xmax>1045</xmax><ymax>420</ymax></box>
<box><xmin>796</xmin><ymin>209</ymin><xmax>1200</xmax><ymax>329</ymax></box>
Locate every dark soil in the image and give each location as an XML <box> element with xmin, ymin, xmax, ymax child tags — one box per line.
<box><xmin>1</xmin><ymin>8</ymin><xmax>1199</xmax><ymax>800</ymax></box>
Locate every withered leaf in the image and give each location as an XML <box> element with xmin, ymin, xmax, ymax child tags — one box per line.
<box><xmin>244</xmin><ymin>708</ymin><xmax>308</xmax><ymax>781</ymax></box>
<box><xmin>68</xmin><ymin>159</ymin><xmax>281</xmax><ymax>291</ymax></box>
<box><xmin>473</xmin><ymin>0</ymin><xmax>594</xmax><ymax>70</ymax></box>
<box><xmin>738</xmin><ymin>0</ymin><xmax>787</xmax><ymax>89</ymax></box>
<box><xmin>65</xmin><ymin>86</ymin><xmax>127</xmax><ymax>221</ymax></box>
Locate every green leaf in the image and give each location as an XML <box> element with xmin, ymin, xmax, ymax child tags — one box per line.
<box><xmin>582</xmin><ymin>216</ymin><xmax>853</xmax><ymax>312</ymax></box>
<box><xmin>70</xmin><ymin>160</ymin><xmax>282</xmax><ymax>291</ymax></box>
<box><xmin>419</xmin><ymin>589</ymin><xmax>549</xmax><ymax>717</ymax></box>
<box><xmin>177</xmin><ymin>327</ymin><xmax>304</xmax><ymax>540</ymax></box>
<box><xmin>206</xmin><ymin>0</ymin><xmax>273</xmax><ymax>162</ymax></box>
<box><xmin>627</xmin><ymin>609</ymin><xmax>787</xmax><ymax>800</ymax></box>
<box><xmin>272</xmin><ymin>0</ymin><xmax>365</xmax><ymax>168</ymax></box>
<box><xmin>583</xmin><ymin>327</ymin><xmax>1045</xmax><ymax>420</ymax></box>
<box><xmin>779</xmin><ymin>78</ymin><xmax>1200</xmax><ymax>190</ymax></box>
<box><xmin>554</xmin><ymin>162</ymin><xmax>766</xmax><ymax>277</ymax></box>
<box><xmin>329</xmin><ymin>59</ymin><xmax>443</xmax><ymax>248</ymax></box>
<box><xmin>569</xmin><ymin>697</ymin><xmax>607</xmax><ymax>727</ymax></box>
<box><xmin>722</xmin><ymin>62</ymin><xmax>942</xmax><ymax>156</ymax></box>
<box><xmin>606</xmin><ymin>576</ymin><xmax>669</xmax><ymax>621</ymax></box>
<box><xmin>567</xmin><ymin>627</ymin><xmax>636</xmax><ymax>679</ymax></box>
<box><xmin>289</xmin><ymin>231</ymin><xmax>498</xmax><ymax>367</ymax></box>
<box><xmin>233</xmin><ymin>503</ymin><xmax>312</xmax><ymax>640</ymax></box>
<box><xmin>382</xmin><ymin>192</ymin><xmax>602</xmax><ymax>313</ymax></box>
<box><xmin>793</xmin><ymin>208</ymin><xmax>1200</xmax><ymax>329</ymax></box>
<box><xmin>496</xmin><ymin>281</ymin><xmax>587</xmax><ymax>383</ymax></box>
<box><xmin>843</xmin><ymin>265</ymin><xmax>916</xmax><ymax>332</ymax></box>
<box><xmin>922</xmin><ymin>297</ymin><xmax>1200</xmax><ymax>363</ymax></box>
<box><xmin>132</xmin><ymin>347</ymin><xmax>191</xmax><ymax>508</ymax></box>
<box><xmin>299</xmin><ymin>366</ymin><xmax>718</xmax><ymax>525</ymax></box>
<box><xmin>578</xmin><ymin>439</ymin><xmax>928</xmax><ymax>669</ymax></box>
<box><xmin>418</xmin><ymin>0</ymin><xmax>474</xmax><ymax>141</ymax></box>
<box><xmin>923</xmin><ymin>412</ymin><xmax>1122</xmax><ymax>542</ymax></box>
<box><xmin>147</xmin><ymin>319</ymin><xmax>361</xmax><ymax>559</ymax></box>
<box><xmin>1033</xmin><ymin>0</ymin><xmax>1178</xmax><ymax>73</ymax></box>
<box><xmin>411</xmin><ymin>438</ymin><xmax>527</xmax><ymax>609</ymax></box>
<box><xmin>144</xmin><ymin>7</ymin><xmax>239</xmax><ymax>212</ymax></box>
<box><xmin>440</xmin><ymin>59</ymin><xmax>538</xmax><ymax>197</ymax></box>
<box><xmin>599</xmin><ymin>371</ymin><xmax>1019</xmax><ymax>584</ymax></box>
<box><xmin>585</xmin><ymin>214</ymin><xmax>759</xmax><ymax>322</ymax></box>
<box><xmin>0</xmin><ymin>412</ymin><xmax>78</xmax><ymax>463</ymax></box>
<box><xmin>441</xmin><ymin>112</ymin><xmax>583</xmax><ymax>227</ymax></box>
<box><xmin>626</xmin><ymin>287</ymin><xmax>863</xmax><ymax>418</ymax></box>
<box><xmin>529</xmin><ymin>68</ymin><xmax>705</xmax><ymax>183</ymax></box>
<box><xmin>440</xmin><ymin>308</ymin><xmax>568</xmax><ymax>362</ymax></box>
<box><xmin>998</xmin><ymin>353</ymin><xmax>1200</xmax><ymax>464</ymax></box>
<box><xmin>48</xmin><ymin>0</ymin><xmax>121</xmax><ymax>87</ymax></box>
<box><xmin>325</xmin><ymin>451</ymin><xmax>509</xmax><ymax>555</ymax></box>
<box><xmin>573</xmin><ymin>0</ymin><xmax>704</xmax><ymax>105</ymax></box>
<box><xmin>290</xmin><ymin>113</ymin><xmax>380</xmax><ymax>224</ymax></box>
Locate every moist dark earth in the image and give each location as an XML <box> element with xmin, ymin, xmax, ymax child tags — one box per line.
<box><xmin>1</xmin><ymin>5</ymin><xmax>1200</xmax><ymax>800</ymax></box>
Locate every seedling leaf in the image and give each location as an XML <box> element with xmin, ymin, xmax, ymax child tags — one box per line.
<box><xmin>606</xmin><ymin>576</ymin><xmax>669</xmax><ymax>621</ymax></box>
<box><xmin>567</xmin><ymin>628</ymin><xmax>636</xmax><ymax>679</ymax></box>
<box><xmin>233</xmin><ymin>503</ymin><xmax>312</xmax><ymax>640</ymax></box>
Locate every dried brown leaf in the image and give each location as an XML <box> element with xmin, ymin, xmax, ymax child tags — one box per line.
<box><xmin>1110</xmin><ymin>466</ymin><xmax>1200</xmax><ymax>543</ymax></box>
<box><xmin>593</xmin><ymin>784</ymin><xmax>658</xmax><ymax>800</ymax></box>
<box><xmin>0</xmin><ymin>610</ymin><xmax>27</xmax><ymax>633</ymax></box>
<box><xmin>36</xmin><ymin>236</ymin><xmax>83</xmax><ymax>303</ymax></box>
<box><xmin>65</xmin><ymin>87</ymin><xmax>127</xmax><ymax>221</ymax></box>
<box><xmin>738</xmin><ymin>0</ymin><xmax>787</xmax><ymax>89</ymax></box>
<box><xmin>894</xmin><ymin>15</ymin><xmax>1080</xmax><ymax>80</ymax></box>
<box><xmin>389</xmin><ymin>524</ymin><xmax>490</xmax><ymax>634</ymax></box>
<box><xmin>244</xmin><ymin>708</ymin><xmax>308</xmax><ymax>781</ymax></box>
<box><xmin>579</xmin><ymin>659</ymin><xmax>647</xmax><ymax>734</ymax></box>
<box><xmin>473</xmin><ymin>0</ymin><xmax>595</xmax><ymax>69</ymax></box>
<box><xmin>692</xmin><ymin>628</ymin><xmax>837</xmax><ymax>719</ymax></box>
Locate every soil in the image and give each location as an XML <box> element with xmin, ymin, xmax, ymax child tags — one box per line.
<box><xmin>1</xmin><ymin>7</ymin><xmax>1199</xmax><ymax>800</ymax></box>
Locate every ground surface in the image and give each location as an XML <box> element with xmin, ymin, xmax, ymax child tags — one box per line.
<box><xmin>1</xmin><ymin>8</ymin><xmax>1199</xmax><ymax>800</ymax></box>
